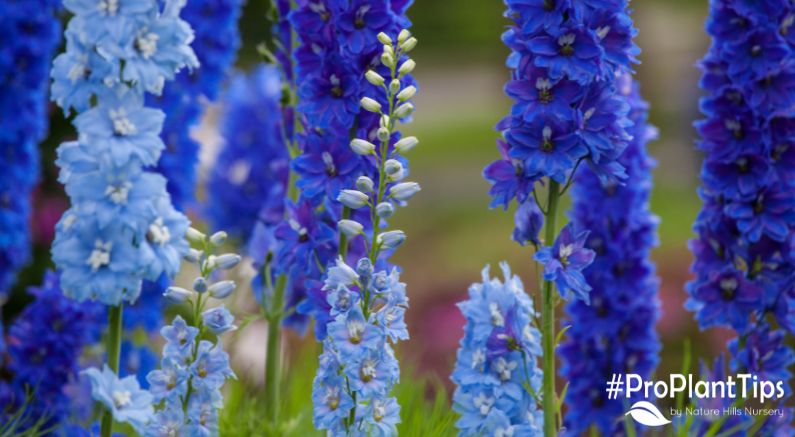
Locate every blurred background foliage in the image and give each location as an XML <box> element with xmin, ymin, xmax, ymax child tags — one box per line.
<box><xmin>7</xmin><ymin>0</ymin><xmax>743</xmax><ymax>430</ymax></box>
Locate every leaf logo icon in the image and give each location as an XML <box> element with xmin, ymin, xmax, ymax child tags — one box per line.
<box><xmin>625</xmin><ymin>401</ymin><xmax>671</xmax><ymax>427</ymax></box>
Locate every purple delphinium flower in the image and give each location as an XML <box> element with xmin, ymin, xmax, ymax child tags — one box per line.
<box><xmin>534</xmin><ymin>223</ymin><xmax>596</xmax><ymax>303</ymax></box>
<box><xmin>688</xmin><ymin>1</ymin><xmax>795</xmax><ymax>434</ymax></box>
<box><xmin>560</xmin><ymin>75</ymin><xmax>661</xmax><ymax>435</ymax></box>
<box><xmin>0</xmin><ymin>0</ymin><xmax>61</xmax><ymax>297</ymax></box>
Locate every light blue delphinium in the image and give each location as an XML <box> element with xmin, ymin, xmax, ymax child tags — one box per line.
<box><xmin>83</xmin><ymin>365</ymin><xmax>154</xmax><ymax>434</ymax></box>
<box><xmin>308</xmin><ymin>30</ymin><xmax>419</xmax><ymax>435</ymax></box>
<box><xmin>451</xmin><ymin>263</ymin><xmax>543</xmax><ymax>436</ymax></box>
<box><xmin>145</xmin><ymin>228</ymin><xmax>239</xmax><ymax>436</ymax></box>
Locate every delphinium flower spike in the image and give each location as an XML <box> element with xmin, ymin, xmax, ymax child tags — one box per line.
<box><xmin>309</xmin><ymin>30</ymin><xmax>419</xmax><ymax>435</ymax></box>
<box><xmin>482</xmin><ymin>1</ymin><xmax>641</xmax><ymax>434</ymax></box>
<box><xmin>0</xmin><ymin>0</ymin><xmax>61</xmax><ymax>302</ymax></box>
<box><xmin>144</xmin><ymin>228</ymin><xmax>239</xmax><ymax>436</ymax></box>
<box><xmin>451</xmin><ymin>263</ymin><xmax>544</xmax><ymax>436</ymax></box>
<box><xmin>49</xmin><ymin>1</ymin><xmax>197</xmax><ymax>435</ymax></box>
<box><xmin>686</xmin><ymin>0</ymin><xmax>795</xmax><ymax>433</ymax></box>
<box><xmin>560</xmin><ymin>75</ymin><xmax>661</xmax><ymax>435</ymax></box>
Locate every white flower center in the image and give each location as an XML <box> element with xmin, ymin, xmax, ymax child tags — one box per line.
<box><xmin>325</xmin><ymin>386</ymin><xmax>341</xmax><ymax>410</ymax></box>
<box><xmin>228</xmin><ymin>160</ymin><xmax>250</xmax><ymax>185</ymax></box>
<box><xmin>596</xmin><ymin>26</ymin><xmax>611</xmax><ymax>40</ymax></box>
<box><xmin>347</xmin><ymin>320</ymin><xmax>365</xmax><ymax>343</ymax></box>
<box><xmin>112</xmin><ymin>389</ymin><xmax>132</xmax><ymax>408</ymax></box>
<box><xmin>542</xmin><ymin>125</ymin><xmax>553</xmax><ymax>141</ymax></box>
<box><xmin>494</xmin><ymin>357</ymin><xmax>518</xmax><ymax>381</ymax></box>
<box><xmin>148</xmin><ymin>217</ymin><xmax>171</xmax><ymax>245</ymax></box>
<box><xmin>86</xmin><ymin>240</ymin><xmax>112</xmax><ymax>271</ymax></box>
<box><xmin>106</xmin><ymin>182</ymin><xmax>132</xmax><ymax>204</ymax></box>
<box><xmin>110</xmin><ymin>108</ymin><xmax>137</xmax><ymax>136</ymax></box>
<box><xmin>558</xmin><ymin>33</ymin><xmax>575</xmax><ymax>46</ymax></box>
<box><xmin>496</xmin><ymin>427</ymin><xmax>515</xmax><ymax>437</ymax></box>
<box><xmin>489</xmin><ymin>302</ymin><xmax>504</xmax><ymax>327</ymax></box>
<box><xmin>471</xmin><ymin>348</ymin><xmax>486</xmax><ymax>370</ymax></box>
<box><xmin>535</xmin><ymin>77</ymin><xmax>552</xmax><ymax>91</ymax></box>
<box><xmin>288</xmin><ymin>219</ymin><xmax>308</xmax><ymax>238</ymax></box>
<box><xmin>68</xmin><ymin>55</ymin><xmax>89</xmax><ymax>83</ymax></box>
<box><xmin>373</xmin><ymin>400</ymin><xmax>386</xmax><ymax>422</ymax></box>
<box><xmin>136</xmin><ymin>30</ymin><xmax>159</xmax><ymax>59</ymax></box>
<box><xmin>473</xmin><ymin>392</ymin><xmax>495</xmax><ymax>416</ymax></box>
<box><xmin>720</xmin><ymin>278</ymin><xmax>738</xmax><ymax>291</ymax></box>
<box><xmin>559</xmin><ymin>244</ymin><xmax>574</xmax><ymax>262</ymax></box>
<box><xmin>98</xmin><ymin>0</ymin><xmax>119</xmax><ymax>16</ymax></box>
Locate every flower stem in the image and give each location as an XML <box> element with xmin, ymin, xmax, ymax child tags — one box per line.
<box><xmin>100</xmin><ymin>304</ymin><xmax>123</xmax><ymax>437</ymax></box>
<box><xmin>542</xmin><ymin>180</ymin><xmax>560</xmax><ymax>437</ymax></box>
<box><xmin>264</xmin><ymin>273</ymin><xmax>287</xmax><ymax>426</ymax></box>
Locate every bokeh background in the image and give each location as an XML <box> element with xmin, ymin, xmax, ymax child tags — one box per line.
<box><xmin>6</xmin><ymin>0</ymin><xmax>736</xmax><ymax>416</ymax></box>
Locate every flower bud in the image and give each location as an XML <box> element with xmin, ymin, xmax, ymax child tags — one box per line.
<box><xmin>202</xmin><ymin>306</ymin><xmax>237</xmax><ymax>335</ymax></box>
<box><xmin>385</xmin><ymin>159</ymin><xmax>403</xmax><ymax>176</ymax></box>
<box><xmin>209</xmin><ymin>280</ymin><xmax>236</xmax><ymax>299</ymax></box>
<box><xmin>184</xmin><ymin>248</ymin><xmax>202</xmax><ymax>263</ymax></box>
<box><xmin>394</xmin><ymin>103</ymin><xmax>414</xmax><ymax>119</ymax></box>
<box><xmin>360</xmin><ymin>97</ymin><xmax>382</xmax><ymax>113</ymax></box>
<box><xmin>383</xmin><ymin>44</ymin><xmax>394</xmax><ymax>57</ymax></box>
<box><xmin>388</xmin><ymin>169</ymin><xmax>406</xmax><ymax>182</ymax></box>
<box><xmin>397</xmin><ymin>85</ymin><xmax>417</xmax><ymax>101</ymax></box>
<box><xmin>377</xmin><ymin>230</ymin><xmax>406</xmax><ymax>250</ymax></box>
<box><xmin>376</xmin><ymin>202</ymin><xmax>395</xmax><ymax>219</ymax></box>
<box><xmin>356</xmin><ymin>176</ymin><xmax>375</xmax><ymax>192</ymax></box>
<box><xmin>164</xmin><ymin>286</ymin><xmax>192</xmax><ymax>304</ymax></box>
<box><xmin>350</xmin><ymin>138</ymin><xmax>376</xmax><ymax>155</ymax></box>
<box><xmin>186</xmin><ymin>227</ymin><xmax>205</xmax><ymax>244</ymax></box>
<box><xmin>389</xmin><ymin>182</ymin><xmax>421</xmax><ymax>201</ymax></box>
<box><xmin>400</xmin><ymin>37</ymin><xmax>418</xmax><ymax>52</ymax></box>
<box><xmin>365</xmin><ymin>70</ymin><xmax>385</xmax><ymax>86</ymax></box>
<box><xmin>397</xmin><ymin>29</ymin><xmax>411</xmax><ymax>44</ymax></box>
<box><xmin>389</xmin><ymin>79</ymin><xmax>401</xmax><ymax>94</ymax></box>
<box><xmin>377</xmin><ymin>127</ymin><xmax>390</xmax><ymax>142</ymax></box>
<box><xmin>394</xmin><ymin>136</ymin><xmax>418</xmax><ymax>153</ymax></box>
<box><xmin>329</xmin><ymin>257</ymin><xmax>359</xmax><ymax>285</ymax></box>
<box><xmin>209</xmin><ymin>231</ymin><xmax>227</xmax><ymax>246</ymax></box>
<box><xmin>398</xmin><ymin>59</ymin><xmax>416</xmax><ymax>75</ymax></box>
<box><xmin>356</xmin><ymin>258</ymin><xmax>374</xmax><ymax>277</ymax></box>
<box><xmin>338</xmin><ymin>219</ymin><xmax>364</xmax><ymax>237</ymax></box>
<box><xmin>380</xmin><ymin>114</ymin><xmax>390</xmax><ymax>129</ymax></box>
<box><xmin>377</xmin><ymin>32</ymin><xmax>392</xmax><ymax>45</ymax></box>
<box><xmin>215</xmin><ymin>254</ymin><xmax>241</xmax><ymax>270</ymax></box>
<box><xmin>381</xmin><ymin>52</ymin><xmax>395</xmax><ymax>68</ymax></box>
<box><xmin>337</xmin><ymin>190</ymin><xmax>370</xmax><ymax>209</ymax></box>
<box><xmin>193</xmin><ymin>277</ymin><xmax>208</xmax><ymax>293</ymax></box>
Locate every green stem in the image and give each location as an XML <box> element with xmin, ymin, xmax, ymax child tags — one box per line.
<box><xmin>100</xmin><ymin>304</ymin><xmax>123</xmax><ymax>437</ymax></box>
<box><xmin>542</xmin><ymin>180</ymin><xmax>560</xmax><ymax>437</ymax></box>
<box><xmin>339</xmin><ymin>206</ymin><xmax>351</xmax><ymax>258</ymax></box>
<box><xmin>264</xmin><ymin>274</ymin><xmax>287</xmax><ymax>425</ymax></box>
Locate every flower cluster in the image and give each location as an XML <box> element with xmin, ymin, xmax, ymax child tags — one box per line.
<box><xmin>560</xmin><ymin>75</ymin><xmax>661</xmax><ymax>435</ymax></box>
<box><xmin>206</xmin><ymin>65</ymin><xmax>289</xmax><ymax>242</ymax></box>
<box><xmin>0</xmin><ymin>0</ymin><xmax>61</xmax><ymax>296</ymax></box>
<box><xmin>484</xmin><ymin>0</ymin><xmax>639</xmax><ymax>229</ymax></box>
<box><xmin>150</xmin><ymin>0</ymin><xmax>244</xmax><ymax>208</ymax></box>
<box><xmin>0</xmin><ymin>271</ymin><xmax>104</xmax><ymax>429</ymax></box>
<box><xmin>451</xmin><ymin>264</ymin><xmax>544</xmax><ymax>436</ymax></box>
<box><xmin>50</xmin><ymin>0</ymin><xmax>196</xmax><ymax>305</ymax></box>
<box><xmin>307</xmin><ymin>30</ymin><xmax>420</xmax><ymax>434</ymax></box>
<box><xmin>687</xmin><ymin>0</ymin><xmax>795</xmax><ymax>432</ymax></box>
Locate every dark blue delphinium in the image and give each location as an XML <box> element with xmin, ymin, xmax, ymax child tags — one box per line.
<box><xmin>0</xmin><ymin>271</ymin><xmax>104</xmax><ymax>429</ymax></box>
<box><xmin>0</xmin><ymin>0</ymin><xmax>61</xmax><ymax>296</ymax></box>
<box><xmin>687</xmin><ymin>0</ymin><xmax>795</xmax><ymax>433</ymax></box>
<box><xmin>149</xmin><ymin>0</ymin><xmax>245</xmax><ymax>208</ymax></box>
<box><xmin>206</xmin><ymin>65</ymin><xmax>289</xmax><ymax>243</ymax></box>
<box><xmin>560</xmin><ymin>74</ymin><xmax>661</xmax><ymax>436</ymax></box>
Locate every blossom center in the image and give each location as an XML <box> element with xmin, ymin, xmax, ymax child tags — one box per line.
<box><xmin>147</xmin><ymin>217</ymin><xmax>171</xmax><ymax>245</ymax></box>
<box><xmin>112</xmin><ymin>389</ymin><xmax>132</xmax><ymax>408</ymax></box>
<box><xmin>309</xmin><ymin>2</ymin><xmax>330</xmax><ymax>21</ymax></box>
<box><xmin>719</xmin><ymin>277</ymin><xmax>738</xmax><ymax>300</ymax></box>
<box><xmin>354</xmin><ymin>5</ymin><xmax>371</xmax><ymax>29</ymax></box>
<box><xmin>473</xmin><ymin>392</ymin><xmax>495</xmax><ymax>416</ymax></box>
<box><xmin>540</xmin><ymin>126</ymin><xmax>554</xmax><ymax>152</ymax></box>
<box><xmin>535</xmin><ymin>78</ymin><xmax>553</xmax><ymax>103</ymax></box>
<box><xmin>559</xmin><ymin>243</ymin><xmax>574</xmax><ymax>265</ymax></box>
<box><xmin>558</xmin><ymin>33</ymin><xmax>575</xmax><ymax>56</ymax></box>
<box><xmin>325</xmin><ymin>387</ymin><xmax>340</xmax><ymax>410</ymax></box>
<box><xmin>489</xmin><ymin>302</ymin><xmax>505</xmax><ymax>326</ymax></box>
<box><xmin>724</xmin><ymin>119</ymin><xmax>743</xmax><ymax>140</ymax></box>
<box><xmin>289</xmin><ymin>219</ymin><xmax>309</xmax><ymax>242</ymax></box>
<box><xmin>106</xmin><ymin>182</ymin><xmax>132</xmax><ymax>204</ymax></box>
<box><xmin>735</xmin><ymin>157</ymin><xmax>749</xmax><ymax>174</ymax></box>
<box><xmin>471</xmin><ymin>348</ymin><xmax>486</xmax><ymax>370</ymax></box>
<box><xmin>347</xmin><ymin>320</ymin><xmax>365</xmax><ymax>344</ymax></box>
<box><xmin>136</xmin><ymin>29</ymin><xmax>159</xmax><ymax>59</ymax></box>
<box><xmin>372</xmin><ymin>400</ymin><xmax>386</xmax><ymax>422</ymax></box>
<box><xmin>329</xmin><ymin>74</ymin><xmax>343</xmax><ymax>98</ymax></box>
<box><xmin>322</xmin><ymin>151</ymin><xmax>337</xmax><ymax>176</ymax></box>
<box><xmin>110</xmin><ymin>108</ymin><xmax>137</xmax><ymax>136</ymax></box>
<box><xmin>360</xmin><ymin>358</ymin><xmax>377</xmax><ymax>382</ymax></box>
<box><xmin>87</xmin><ymin>240</ymin><xmax>112</xmax><ymax>271</ymax></box>
<box><xmin>494</xmin><ymin>357</ymin><xmax>518</xmax><ymax>381</ymax></box>
<box><xmin>98</xmin><ymin>0</ymin><xmax>119</xmax><ymax>16</ymax></box>
<box><xmin>68</xmin><ymin>55</ymin><xmax>90</xmax><ymax>83</ymax></box>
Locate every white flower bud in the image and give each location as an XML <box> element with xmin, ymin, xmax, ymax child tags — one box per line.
<box><xmin>380</xmin><ymin>114</ymin><xmax>390</xmax><ymax>128</ymax></box>
<box><xmin>377</xmin><ymin>230</ymin><xmax>406</xmax><ymax>250</ymax></box>
<box><xmin>209</xmin><ymin>280</ymin><xmax>236</xmax><ymax>299</ymax></box>
<box><xmin>389</xmin><ymin>79</ymin><xmax>401</xmax><ymax>94</ymax></box>
<box><xmin>398</xmin><ymin>59</ymin><xmax>416</xmax><ymax>75</ymax></box>
<box><xmin>400</xmin><ymin>37</ymin><xmax>418</xmax><ymax>52</ymax></box>
<box><xmin>186</xmin><ymin>227</ymin><xmax>205</xmax><ymax>244</ymax></box>
<box><xmin>398</xmin><ymin>29</ymin><xmax>411</xmax><ymax>44</ymax></box>
<box><xmin>389</xmin><ymin>182</ymin><xmax>421</xmax><ymax>201</ymax></box>
<box><xmin>164</xmin><ymin>286</ymin><xmax>192</xmax><ymax>304</ymax></box>
<box><xmin>350</xmin><ymin>138</ymin><xmax>376</xmax><ymax>155</ymax></box>
<box><xmin>215</xmin><ymin>254</ymin><xmax>241</xmax><ymax>270</ymax></box>
<box><xmin>338</xmin><ymin>219</ymin><xmax>364</xmax><ymax>237</ymax></box>
<box><xmin>383</xmin><ymin>45</ymin><xmax>395</xmax><ymax>57</ymax></box>
<box><xmin>394</xmin><ymin>136</ymin><xmax>418</xmax><ymax>153</ymax></box>
<box><xmin>356</xmin><ymin>176</ymin><xmax>375</xmax><ymax>192</ymax></box>
<box><xmin>388</xmin><ymin>168</ymin><xmax>406</xmax><ymax>182</ymax></box>
<box><xmin>193</xmin><ymin>277</ymin><xmax>208</xmax><ymax>293</ymax></box>
<box><xmin>397</xmin><ymin>85</ymin><xmax>417</xmax><ymax>101</ymax></box>
<box><xmin>209</xmin><ymin>231</ymin><xmax>227</xmax><ymax>246</ymax></box>
<box><xmin>377</xmin><ymin>127</ymin><xmax>390</xmax><ymax>142</ymax></box>
<box><xmin>365</xmin><ymin>70</ymin><xmax>385</xmax><ymax>86</ymax></box>
<box><xmin>394</xmin><ymin>103</ymin><xmax>414</xmax><ymax>119</ymax></box>
<box><xmin>381</xmin><ymin>52</ymin><xmax>395</xmax><ymax>68</ymax></box>
<box><xmin>385</xmin><ymin>159</ymin><xmax>403</xmax><ymax>176</ymax></box>
<box><xmin>360</xmin><ymin>97</ymin><xmax>382</xmax><ymax>113</ymax></box>
<box><xmin>184</xmin><ymin>248</ymin><xmax>202</xmax><ymax>263</ymax></box>
<box><xmin>337</xmin><ymin>190</ymin><xmax>370</xmax><ymax>209</ymax></box>
<box><xmin>377</xmin><ymin>32</ymin><xmax>392</xmax><ymax>45</ymax></box>
<box><xmin>376</xmin><ymin>202</ymin><xmax>395</xmax><ymax>219</ymax></box>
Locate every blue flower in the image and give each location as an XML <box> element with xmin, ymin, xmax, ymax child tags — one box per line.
<box><xmin>202</xmin><ymin>306</ymin><xmax>237</xmax><ymax>335</ymax></box>
<box><xmin>82</xmin><ymin>365</ymin><xmax>154</xmax><ymax>433</ymax></box>
<box><xmin>528</xmin><ymin>27</ymin><xmax>603</xmax><ymax>85</ymax></box>
<box><xmin>293</xmin><ymin>132</ymin><xmax>367</xmax><ymax>203</ymax></box>
<box><xmin>336</xmin><ymin>0</ymin><xmax>395</xmax><ymax>54</ymax></box>
<box><xmin>512</xmin><ymin>199</ymin><xmax>544</xmax><ymax>246</ymax></box>
<box><xmin>534</xmin><ymin>223</ymin><xmax>595</xmax><ymax>302</ymax></box>
<box><xmin>273</xmin><ymin>200</ymin><xmax>336</xmax><ymax>276</ymax></box>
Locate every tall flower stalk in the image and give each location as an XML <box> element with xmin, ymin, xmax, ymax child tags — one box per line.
<box><xmin>484</xmin><ymin>1</ymin><xmax>641</xmax><ymax>434</ymax></box>
<box><xmin>560</xmin><ymin>74</ymin><xmax>661</xmax><ymax>435</ymax></box>
<box><xmin>687</xmin><ymin>0</ymin><xmax>795</xmax><ymax>433</ymax></box>
<box><xmin>49</xmin><ymin>1</ymin><xmax>197</xmax><ymax>435</ymax></box>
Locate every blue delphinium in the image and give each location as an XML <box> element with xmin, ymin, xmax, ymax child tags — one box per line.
<box><xmin>0</xmin><ymin>0</ymin><xmax>61</xmax><ymax>296</ymax></box>
<box><xmin>308</xmin><ymin>30</ymin><xmax>419</xmax><ymax>434</ymax></box>
<box><xmin>451</xmin><ymin>263</ymin><xmax>544</xmax><ymax>436</ymax></box>
<box><xmin>145</xmin><ymin>228</ymin><xmax>239</xmax><ymax>436</ymax></box>
<box><xmin>687</xmin><ymin>0</ymin><xmax>795</xmax><ymax>433</ymax></box>
<box><xmin>0</xmin><ymin>271</ymin><xmax>104</xmax><ymax>429</ymax></box>
<box><xmin>559</xmin><ymin>75</ymin><xmax>661</xmax><ymax>435</ymax></box>
<box><xmin>150</xmin><ymin>0</ymin><xmax>244</xmax><ymax>208</ymax></box>
<box><xmin>206</xmin><ymin>65</ymin><xmax>289</xmax><ymax>242</ymax></box>
<box><xmin>83</xmin><ymin>365</ymin><xmax>155</xmax><ymax>434</ymax></box>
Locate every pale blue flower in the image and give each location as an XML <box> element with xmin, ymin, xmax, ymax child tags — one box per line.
<box><xmin>202</xmin><ymin>306</ymin><xmax>237</xmax><ymax>335</ymax></box>
<box><xmin>82</xmin><ymin>364</ymin><xmax>154</xmax><ymax>433</ymax></box>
